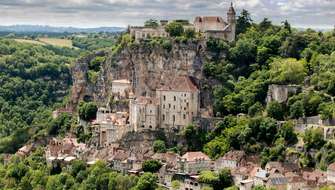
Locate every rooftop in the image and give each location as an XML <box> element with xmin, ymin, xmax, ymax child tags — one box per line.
<box><xmin>219</xmin><ymin>150</ymin><xmax>245</xmax><ymax>161</ymax></box>
<box><xmin>112</xmin><ymin>79</ymin><xmax>131</xmax><ymax>84</ymax></box>
<box><xmin>181</xmin><ymin>152</ymin><xmax>211</xmax><ymax>162</ymax></box>
<box><xmin>157</xmin><ymin>76</ymin><xmax>198</xmax><ymax>93</ymax></box>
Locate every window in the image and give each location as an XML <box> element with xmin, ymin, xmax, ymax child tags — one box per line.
<box><xmin>163</xmin><ymin>104</ymin><xmax>165</xmax><ymax>109</ymax></box>
<box><xmin>163</xmin><ymin>114</ymin><xmax>165</xmax><ymax>121</ymax></box>
<box><xmin>141</xmin><ymin>125</ymin><xmax>145</xmax><ymax>128</ymax></box>
<box><xmin>149</xmin><ymin>125</ymin><xmax>152</xmax><ymax>129</ymax></box>
<box><xmin>169</xmin><ymin>104</ymin><xmax>171</xmax><ymax>108</ymax></box>
<box><xmin>163</xmin><ymin>96</ymin><xmax>166</xmax><ymax>101</ymax></box>
<box><xmin>183</xmin><ymin>114</ymin><xmax>186</xmax><ymax>119</ymax></box>
<box><xmin>173</xmin><ymin>105</ymin><xmax>175</xmax><ymax>110</ymax></box>
<box><xmin>173</xmin><ymin>115</ymin><xmax>175</xmax><ymax>122</ymax></box>
<box><xmin>174</xmin><ymin>96</ymin><xmax>176</xmax><ymax>101</ymax></box>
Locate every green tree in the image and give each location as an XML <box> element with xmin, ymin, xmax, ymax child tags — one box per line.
<box><xmin>142</xmin><ymin>160</ymin><xmax>162</xmax><ymax>173</ymax></box>
<box><xmin>153</xmin><ymin>140</ymin><xmax>166</xmax><ymax>153</ymax></box>
<box><xmin>303</xmin><ymin>128</ymin><xmax>326</xmax><ymax>150</ymax></box>
<box><xmin>165</xmin><ymin>21</ymin><xmax>184</xmax><ymax>37</ymax></box>
<box><xmin>278</xmin><ymin>121</ymin><xmax>298</xmax><ymax>145</ymax></box>
<box><xmin>144</xmin><ymin>19</ymin><xmax>159</xmax><ymax>28</ymax></box>
<box><xmin>269</xmin><ymin>58</ymin><xmax>306</xmax><ymax>85</ymax></box>
<box><xmin>132</xmin><ymin>172</ymin><xmax>158</xmax><ymax>190</ymax></box>
<box><xmin>236</xmin><ymin>9</ymin><xmax>253</xmax><ymax>35</ymax></box>
<box><xmin>266</xmin><ymin>101</ymin><xmax>284</xmax><ymax>120</ymax></box>
<box><xmin>289</xmin><ymin>100</ymin><xmax>304</xmax><ymax>119</ymax></box>
<box><xmin>78</xmin><ymin>102</ymin><xmax>98</xmax><ymax>121</ymax></box>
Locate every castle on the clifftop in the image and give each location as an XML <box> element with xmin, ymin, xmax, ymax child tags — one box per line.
<box><xmin>129</xmin><ymin>3</ymin><xmax>236</xmax><ymax>42</ymax></box>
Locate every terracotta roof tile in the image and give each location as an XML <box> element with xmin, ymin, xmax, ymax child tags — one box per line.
<box><xmin>157</xmin><ymin>76</ymin><xmax>198</xmax><ymax>93</ymax></box>
<box><xmin>181</xmin><ymin>152</ymin><xmax>211</xmax><ymax>162</ymax></box>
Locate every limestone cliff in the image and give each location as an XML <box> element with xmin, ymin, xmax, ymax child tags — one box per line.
<box><xmin>70</xmin><ymin>40</ymin><xmax>218</xmax><ymax>112</ymax></box>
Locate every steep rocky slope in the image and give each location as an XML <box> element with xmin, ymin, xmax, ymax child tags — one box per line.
<box><xmin>70</xmin><ymin>40</ymin><xmax>219</xmax><ymax>112</ymax></box>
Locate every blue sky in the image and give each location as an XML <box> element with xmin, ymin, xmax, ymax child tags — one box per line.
<box><xmin>0</xmin><ymin>0</ymin><xmax>334</xmax><ymax>29</ymax></box>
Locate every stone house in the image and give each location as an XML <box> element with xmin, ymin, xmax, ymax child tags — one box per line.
<box><xmin>327</xmin><ymin>162</ymin><xmax>335</xmax><ymax>183</ymax></box>
<box><xmin>178</xmin><ymin>152</ymin><xmax>213</xmax><ymax>175</ymax></box>
<box><xmin>129</xmin><ymin>22</ymin><xmax>169</xmax><ymax>42</ymax></box>
<box><xmin>112</xmin><ymin>79</ymin><xmax>131</xmax><ymax>98</ymax></box>
<box><xmin>110</xmin><ymin>150</ymin><xmax>130</xmax><ymax>174</ymax></box>
<box><xmin>16</xmin><ymin>144</ymin><xmax>34</xmax><ymax>157</ymax></box>
<box><xmin>93</xmin><ymin>109</ymin><xmax>131</xmax><ymax>147</ymax></box>
<box><xmin>45</xmin><ymin>138</ymin><xmax>87</xmax><ymax>163</ymax></box>
<box><xmin>239</xmin><ymin>179</ymin><xmax>254</xmax><ymax>190</ymax></box>
<box><xmin>253</xmin><ymin>168</ymin><xmax>269</xmax><ymax>186</ymax></box>
<box><xmin>194</xmin><ymin>3</ymin><xmax>236</xmax><ymax>42</ymax></box>
<box><xmin>302</xmin><ymin>170</ymin><xmax>327</xmax><ymax>188</ymax></box>
<box><xmin>286</xmin><ymin>175</ymin><xmax>306</xmax><ymax>190</ymax></box>
<box><xmin>215</xmin><ymin>150</ymin><xmax>246</xmax><ymax>170</ymax></box>
<box><xmin>129</xmin><ymin>96</ymin><xmax>159</xmax><ymax>131</ymax></box>
<box><xmin>157</xmin><ymin>76</ymin><xmax>199</xmax><ymax>132</ymax></box>
<box><xmin>265</xmin><ymin>172</ymin><xmax>288</xmax><ymax>190</ymax></box>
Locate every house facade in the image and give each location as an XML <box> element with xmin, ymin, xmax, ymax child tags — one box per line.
<box><xmin>178</xmin><ymin>152</ymin><xmax>213</xmax><ymax>175</ymax></box>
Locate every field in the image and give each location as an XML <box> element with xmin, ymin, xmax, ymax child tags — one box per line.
<box><xmin>14</xmin><ymin>39</ymin><xmax>45</xmax><ymax>45</ymax></box>
<box><xmin>14</xmin><ymin>38</ymin><xmax>73</xmax><ymax>48</ymax></box>
<box><xmin>38</xmin><ymin>38</ymin><xmax>73</xmax><ymax>48</ymax></box>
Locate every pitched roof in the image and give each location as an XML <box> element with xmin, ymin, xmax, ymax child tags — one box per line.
<box><xmin>268</xmin><ymin>173</ymin><xmax>288</xmax><ymax>185</ymax></box>
<box><xmin>136</xmin><ymin>96</ymin><xmax>159</xmax><ymax>105</ymax></box>
<box><xmin>157</xmin><ymin>76</ymin><xmax>198</xmax><ymax>93</ymax></box>
<box><xmin>220</xmin><ymin>150</ymin><xmax>245</xmax><ymax>161</ymax></box>
<box><xmin>181</xmin><ymin>152</ymin><xmax>211</xmax><ymax>162</ymax></box>
<box><xmin>195</xmin><ymin>16</ymin><xmax>225</xmax><ymax>23</ymax></box>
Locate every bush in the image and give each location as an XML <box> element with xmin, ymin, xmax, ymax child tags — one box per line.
<box><xmin>142</xmin><ymin>160</ymin><xmax>162</xmax><ymax>173</ymax></box>
<box><xmin>78</xmin><ymin>102</ymin><xmax>98</xmax><ymax>121</ymax></box>
<box><xmin>266</xmin><ymin>101</ymin><xmax>284</xmax><ymax>120</ymax></box>
<box><xmin>165</xmin><ymin>21</ymin><xmax>184</xmax><ymax>37</ymax></box>
<box><xmin>153</xmin><ymin>140</ymin><xmax>166</xmax><ymax>153</ymax></box>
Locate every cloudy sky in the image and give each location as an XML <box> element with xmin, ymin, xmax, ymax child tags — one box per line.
<box><xmin>0</xmin><ymin>0</ymin><xmax>334</xmax><ymax>29</ymax></box>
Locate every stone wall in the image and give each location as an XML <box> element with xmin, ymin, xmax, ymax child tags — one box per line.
<box><xmin>266</xmin><ymin>84</ymin><xmax>301</xmax><ymax>104</ymax></box>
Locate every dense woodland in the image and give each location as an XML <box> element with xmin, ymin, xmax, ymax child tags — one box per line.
<box><xmin>0</xmin><ymin>9</ymin><xmax>335</xmax><ymax>190</ymax></box>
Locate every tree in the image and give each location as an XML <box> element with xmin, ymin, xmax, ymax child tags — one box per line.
<box><xmin>165</xmin><ymin>21</ymin><xmax>184</xmax><ymax>37</ymax></box>
<box><xmin>153</xmin><ymin>140</ymin><xmax>166</xmax><ymax>153</ymax></box>
<box><xmin>259</xmin><ymin>18</ymin><xmax>272</xmax><ymax>31</ymax></box>
<box><xmin>278</xmin><ymin>121</ymin><xmax>298</xmax><ymax>145</ymax></box>
<box><xmin>289</xmin><ymin>100</ymin><xmax>304</xmax><ymax>119</ymax></box>
<box><xmin>236</xmin><ymin>9</ymin><xmax>253</xmax><ymax>35</ymax></box>
<box><xmin>203</xmin><ymin>136</ymin><xmax>230</xmax><ymax>159</ymax></box>
<box><xmin>303</xmin><ymin>128</ymin><xmax>326</xmax><ymax>150</ymax></box>
<box><xmin>171</xmin><ymin>180</ymin><xmax>181</xmax><ymax>190</ymax></box>
<box><xmin>144</xmin><ymin>19</ymin><xmax>159</xmax><ymax>28</ymax></box>
<box><xmin>78</xmin><ymin>102</ymin><xmax>98</xmax><ymax>121</ymax></box>
<box><xmin>248</xmin><ymin>102</ymin><xmax>263</xmax><ymax>116</ymax></box>
<box><xmin>269</xmin><ymin>58</ymin><xmax>306</xmax><ymax>85</ymax></box>
<box><xmin>133</xmin><ymin>172</ymin><xmax>158</xmax><ymax>190</ymax></box>
<box><xmin>266</xmin><ymin>101</ymin><xmax>284</xmax><ymax>120</ymax></box>
<box><xmin>142</xmin><ymin>160</ymin><xmax>162</xmax><ymax>173</ymax></box>
<box><xmin>229</xmin><ymin>39</ymin><xmax>257</xmax><ymax>75</ymax></box>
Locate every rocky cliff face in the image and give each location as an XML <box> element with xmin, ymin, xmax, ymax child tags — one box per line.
<box><xmin>70</xmin><ymin>40</ymin><xmax>216</xmax><ymax>111</ymax></box>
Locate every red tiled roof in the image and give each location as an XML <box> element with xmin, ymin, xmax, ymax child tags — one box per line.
<box><xmin>157</xmin><ymin>76</ymin><xmax>198</xmax><ymax>93</ymax></box>
<box><xmin>181</xmin><ymin>152</ymin><xmax>211</xmax><ymax>162</ymax></box>
<box><xmin>136</xmin><ymin>96</ymin><xmax>159</xmax><ymax>105</ymax></box>
<box><xmin>195</xmin><ymin>16</ymin><xmax>225</xmax><ymax>23</ymax></box>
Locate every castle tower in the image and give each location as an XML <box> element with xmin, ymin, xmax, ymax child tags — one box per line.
<box><xmin>227</xmin><ymin>2</ymin><xmax>236</xmax><ymax>41</ymax></box>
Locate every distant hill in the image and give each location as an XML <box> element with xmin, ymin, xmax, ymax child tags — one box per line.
<box><xmin>0</xmin><ymin>25</ymin><xmax>125</xmax><ymax>33</ymax></box>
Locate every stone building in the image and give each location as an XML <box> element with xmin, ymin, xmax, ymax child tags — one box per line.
<box><xmin>215</xmin><ymin>150</ymin><xmax>246</xmax><ymax>170</ymax></box>
<box><xmin>112</xmin><ymin>79</ymin><xmax>131</xmax><ymax>97</ymax></box>
<box><xmin>266</xmin><ymin>84</ymin><xmax>301</xmax><ymax>104</ymax></box>
<box><xmin>129</xmin><ymin>96</ymin><xmax>159</xmax><ymax>131</ymax></box>
<box><xmin>129</xmin><ymin>21</ymin><xmax>169</xmax><ymax>42</ymax></box>
<box><xmin>194</xmin><ymin>3</ymin><xmax>236</xmax><ymax>42</ymax></box>
<box><xmin>93</xmin><ymin>108</ymin><xmax>131</xmax><ymax>147</ymax></box>
<box><xmin>178</xmin><ymin>152</ymin><xmax>213</xmax><ymax>175</ymax></box>
<box><xmin>157</xmin><ymin>76</ymin><xmax>199</xmax><ymax>131</ymax></box>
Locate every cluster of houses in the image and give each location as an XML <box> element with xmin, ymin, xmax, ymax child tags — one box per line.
<box><xmin>129</xmin><ymin>3</ymin><xmax>236</xmax><ymax>42</ymax></box>
<box><xmin>42</xmin><ymin>139</ymin><xmax>335</xmax><ymax>190</ymax></box>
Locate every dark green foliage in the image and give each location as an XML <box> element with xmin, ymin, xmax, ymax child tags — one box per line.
<box><xmin>289</xmin><ymin>100</ymin><xmax>304</xmax><ymax>119</ymax></box>
<box><xmin>278</xmin><ymin>121</ymin><xmax>298</xmax><ymax>145</ymax></box>
<box><xmin>144</xmin><ymin>19</ymin><xmax>159</xmax><ymax>28</ymax></box>
<box><xmin>48</xmin><ymin>113</ymin><xmax>72</xmax><ymax>136</ymax></box>
<box><xmin>198</xmin><ymin>169</ymin><xmax>233</xmax><ymax>190</ymax></box>
<box><xmin>88</xmin><ymin>56</ymin><xmax>105</xmax><ymax>72</ymax></box>
<box><xmin>78</xmin><ymin>102</ymin><xmax>98</xmax><ymax>121</ymax></box>
<box><xmin>153</xmin><ymin>140</ymin><xmax>166</xmax><ymax>153</ymax></box>
<box><xmin>182</xmin><ymin>124</ymin><xmax>208</xmax><ymax>151</ymax></box>
<box><xmin>133</xmin><ymin>172</ymin><xmax>158</xmax><ymax>190</ymax></box>
<box><xmin>165</xmin><ymin>21</ymin><xmax>184</xmax><ymax>37</ymax></box>
<box><xmin>303</xmin><ymin>128</ymin><xmax>326</xmax><ymax>150</ymax></box>
<box><xmin>236</xmin><ymin>9</ymin><xmax>253</xmax><ymax>35</ymax></box>
<box><xmin>266</xmin><ymin>101</ymin><xmax>284</xmax><ymax>120</ymax></box>
<box><xmin>142</xmin><ymin>160</ymin><xmax>162</xmax><ymax>173</ymax></box>
<box><xmin>248</xmin><ymin>102</ymin><xmax>263</xmax><ymax>116</ymax></box>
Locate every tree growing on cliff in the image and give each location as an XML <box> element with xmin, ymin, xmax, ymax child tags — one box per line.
<box><xmin>142</xmin><ymin>160</ymin><xmax>162</xmax><ymax>173</ymax></box>
<box><xmin>165</xmin><ymin>21</ymin><xmax>184</xmax><ymax>37</ymax></box>
<box><xmin>78</xmin><ymin>102</ymin><xmax>98</xmax><ymax>121</ymax></box>
<box><xmin>153</xmin><ymin>140</ymin><xmax>166</xmax><ymax>153</ymax></box>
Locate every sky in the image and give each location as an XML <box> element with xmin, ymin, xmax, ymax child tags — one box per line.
<box><xmin>0</xmin><ymin>0</ymin><xmax>334</xmax><ymax>29</ymax></box>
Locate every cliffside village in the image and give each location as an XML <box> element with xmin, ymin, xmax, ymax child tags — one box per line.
<box><xmin>11</xmin><ymin>4</ymin><xmax>335</xmax><ymax>190</ymax></box>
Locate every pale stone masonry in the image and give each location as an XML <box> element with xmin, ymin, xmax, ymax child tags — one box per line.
<box><xmin>129</xmin><ymin>96</ymin><xmax>159</xmax><ymax>131</ymax></box>
<box><xmin>157</xmin><ymin>76</ymin><xmax>200</xmax><ymax>131</ymax></box>
<box><xmin>327</xmin><ymin>162</ymin><xmax>335</xmax><ymax>183</ymax></box>
<box><xmin>111</xmin><ymin>79</ymin><xmax>131</xmax><ymax>97</ymax></box>
<box><xmin>129</xmin><ymin>3</ymin><xmax>236</xmax><ymax>42</ymax></box>
<box><xmin>178</xmin><ymin>151</ymin><xmax>214</xmax><ymax>174</ymax></box>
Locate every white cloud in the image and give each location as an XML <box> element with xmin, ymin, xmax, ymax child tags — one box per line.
<box><xmin>0</xmin><ymin>0</ymin><xmax>333</xmax><ymax>29</ymax></box>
